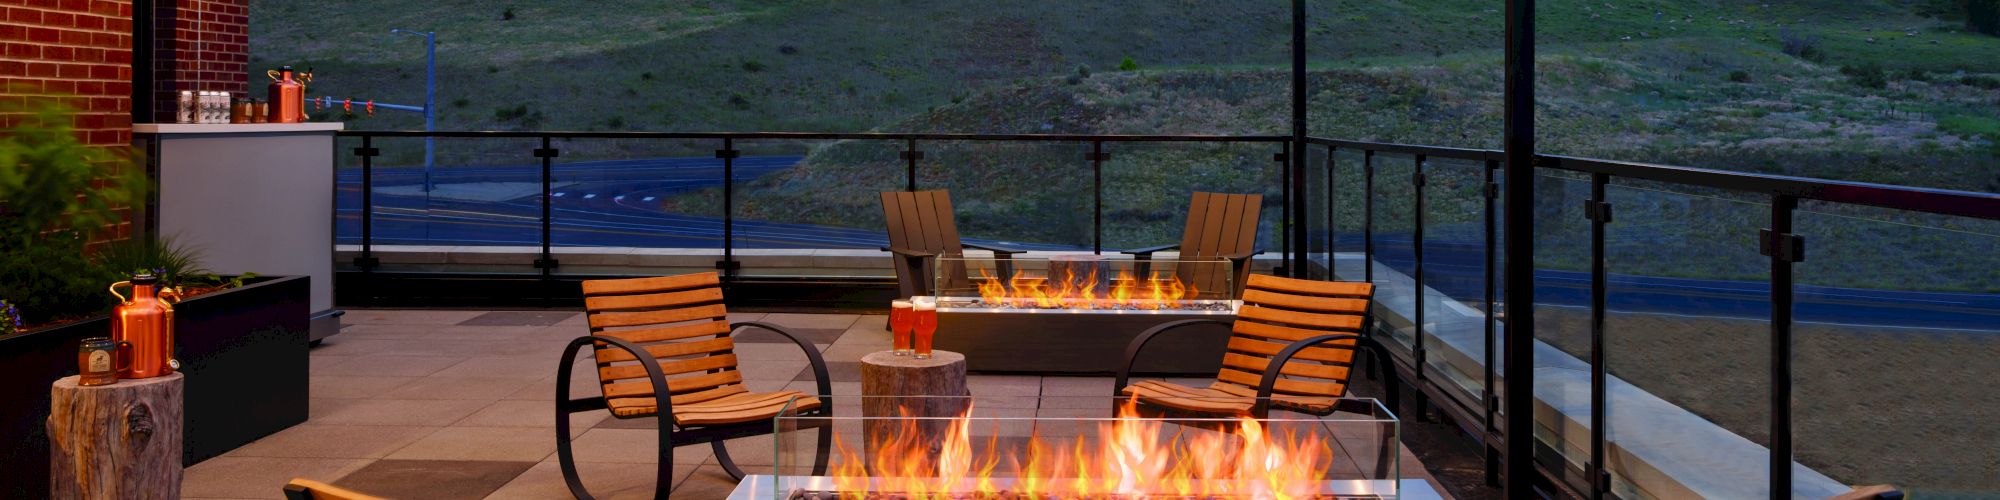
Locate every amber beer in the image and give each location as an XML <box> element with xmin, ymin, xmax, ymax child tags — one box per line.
<box><xmin>889</xmin><ymin>299</ymin><xmax>914</xmax><ymax>356</ymax></box>
<box><xmin>912</xmin><ymin>300</ymin><xmax>937</xmax><ymax>359</ymax></box>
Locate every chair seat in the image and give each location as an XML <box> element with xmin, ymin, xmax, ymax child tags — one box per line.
<box><xmin>608</xmin><ymin>390</ymin><xmax>823</xmax><ymax>426</ymax></box>
<box><xmin>1120</xmin><ymin>380</ymin><xmax>1337</xmax><ymax>416</ymax></box>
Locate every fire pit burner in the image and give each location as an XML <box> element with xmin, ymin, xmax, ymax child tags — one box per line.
<box><xmin>785</xmin><ymin>489</ymin><xmax>1373</xmax><ymax>500</ymax></box>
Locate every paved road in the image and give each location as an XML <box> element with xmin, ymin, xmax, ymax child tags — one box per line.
<box><xmin>336</xmin><ymin>157</ymin><xmax>1998</xmax><ymax>332</ymax></box>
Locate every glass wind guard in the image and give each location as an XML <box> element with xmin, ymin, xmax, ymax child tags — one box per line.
<box><xmin>930</xmin><ymin>256</ymin><xmax>1238</xmax><ymax>313</ymax></box>
<box><xmin>772</xmin><ymin>395</ymin><xmax>1400</xmax><ymax>499</ymax></box>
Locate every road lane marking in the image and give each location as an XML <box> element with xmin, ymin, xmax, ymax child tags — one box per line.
<box><xmin>583</xmin><ymin>194</ymin><xmax>597</xmax><ymax>199</ymax></box>
<box><xmin>642</xmin><ymin>196</ymin><xmax>655</xmax><ymax>202</ymax></box>
<box><xmin>553</xmin><ymin>192</ymin><xmax>566</xmax><ymax>197</ymax></box>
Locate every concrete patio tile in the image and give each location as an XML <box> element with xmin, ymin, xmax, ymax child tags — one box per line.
<box><xmin>847</xmin><ymin>313</ymin><xmax>888</xmax><ymax>331</ymax></box>
<box><xmin>758</xmin><ymin>313</ymin><xmax>860</xmax><ymax>330</ymax></box>
<box><xmin>454</xmin><ymin>400</ymin><xmax>608</xmax><ymax>432</ymax></box>
<box><xmin>385</xmin><ymin>426</ymin><xmax>558</xmax><ymax>462</ymax></box>
<box><xmin>381</xmin><ymin>376</ymin><xmax>541</xmax><ymax>400</ymax></box>
<box><xmin>782</xmin><ymin>380</ymin><xmax>860</xmax><ymax>398</ymax></box>
<box><xmin>334</xmin><ymin>459</ymin><xmax>536</xmax><ymax>500</ymax></box>
<box><xmin>343</xmin><ymin>309</ymin><xmax>487</xmax><ymax>325</ymax></box>
<box><xmin>1040</xmin><ymin>376</ymin><xmax>1116</xmax><ymax>396</ymax></box>
<box><xmin>225</xmin><ymin>424</ymin><xmax>438</xmax><ymax>459</ymax></box>
<box><xmin>735</xmin><ymin>359</ymin><xmax>808</xmax><ymax>381</ymax></box>
<box><xmin>666</xmin><ymin>464</ymin><xmax>742</xmax><ymax>500</ymax></box>
<box><xmin>818</xmin><ymin>344</ymin><xmax>886</xmax><ymax>363</ymax></box>
<box><xmin>485</xmin><ymin>459</ymin><xmax>676</xmax><ymax>500</ymax></box>
<box><xmin>730</xmin><ymin>342</ymin><xmax>816</xmax><ymax>361</ymax></box>
<box><xmin>569</xmin><ymin>428</ymin><xmax>713</xmax><ymax>465</ymax></box>
<box><xmin>703</xmin><ymin>433</ymin><xmax>779</xmax><ymax>468</ymax></box>
<box><xmin>793</xmin><ymin>361</ymin><xmax>860</xmax><ymax>382</ymax></box>
<box><xmin>503</xmin><ymin>374</ymin><xmax>601</xmax><ymax>401</ymax></box>
<box><xmin>313</xmin><ymin>355</ymin><xmax>469</xmax><ymax>377</ymax></box>
<box><xmin>967</xmin><ymin>375</ymin><xmax>1042</xmax><ymax>397</ymax></box>
<box><xmin>433</xmin><ymin>356</ymin><xmax>562</xmax><ymax>380</ymax></box>
<box><xmin>458</xmin><ymin>310</ymin><xmax>581</xmax><ymax>327</ymax></box>
<box><xmin>725</xmin><ymin>312</ymin><xmax>766</xmax><ymax>323</ymax></box>
<box><xmin>311</xmin><ymin>375</ymin><xmax>421</xmax><ymax>399</ymax></box>
<box><xmin>309</xmin><ymin>398</ymin><xmax>493</xmax><ymax>427</ymax></box>
<box><xmin>181</xmin><ymin>457</ymin><xmax>371</xmax><ymax>499</ymax></box>
<box><xmin>828</xmin><ymin>326</ymin><xmax>891</xmax><ymax>349</ymax></box>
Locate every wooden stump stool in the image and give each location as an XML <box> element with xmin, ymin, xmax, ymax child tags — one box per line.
<box><xmin>48</xmin><ymin>373</ymin><xmax>184</xmax><ymax>499</ymax></box>
<box><xmin>859</xmin><ymin>350</ymin><xmax>969</xmax><ymax>470</ymax></box>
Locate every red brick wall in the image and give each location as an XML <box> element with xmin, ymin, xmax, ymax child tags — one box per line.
<box><xmin>150</xmin><ymin>0</ymin><xmax>245</xmax><ymax>122</ymax></box>
<box><xmin>0</xmin><ymin>0</ymin><xmax>135</xmax><ymax>147</ymax></box>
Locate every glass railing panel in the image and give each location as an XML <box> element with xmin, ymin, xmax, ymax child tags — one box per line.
<box><xmin>1101</xmin><ymin>141</ymin><xmax>1287</xmax><ymax>261</ymax></box>
<box><xmin>729</xmin><ymin>138</ymin><xmax>905</xmax><ymax>279</ymax></box>
<box><xmin>1526</xmin><ymin>168</ymin><xmax>1592</xmax><ymax>492</ymax></box>
<box><xmin>1330</xmin><ymin>147</ymin><xmax>1368</xmax><ymax>282</ymax></box>
<box><xmin>1419</xmin><ymin>156</ymin><xmax>1490</xmax><ymax>407</ymax></box>
<box><xmin>1602</xmin><ymin>179</ymin><xmax>1770</xmax><ymax>498</ymax></box>
<box><xmin>335</xmin><ymin>135</ymin><xmax>540</xmax><ymax>273</ymax></box>
<box><xmin>542</xmin><ymin>137</ymin><xmax>724</xmax><ymax>276</ymax></box>
<box><xmin>1794</xmin><ymin>203</ymin><xmax>2000</xmax><ymax>497</ymax></box>
<box><xmin>1368</xmin><ymin>152</ymin><xmax>1417</xmax><ymax>348</ymax></box>
<box><xmin>921</xmin><ymin>141</ymin><xmax>1090</xmax><ymax>251</ymax></box>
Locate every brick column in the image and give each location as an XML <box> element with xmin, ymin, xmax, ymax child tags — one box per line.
<box><xmin>0</xmin><ymin>0</ymin><xmax>136</xmax><ymax>146</ymax></box>
<box><xmin>148</xmin><ymin>0</ymin><xmax>245</xmax><ymax>122</ymax></box>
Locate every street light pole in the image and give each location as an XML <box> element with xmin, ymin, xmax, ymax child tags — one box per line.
<box><xmin>392</xmin><ymin>28</ymin><xmax>437</xmax><ymax>192</ymax></box>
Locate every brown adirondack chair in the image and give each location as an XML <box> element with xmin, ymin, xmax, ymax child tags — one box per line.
<box><xmin>1112</xmin><ymin>273</ymin><xmax>1393</xmax><ymax>419</ymax></box>
<box><xmin>282</xmin><ymin>479</ymin><xmax>384</xmax><ymax>500</ymax></box>
<box><xmin>880</xmin><ymin>190</ymin><xmax>1022</xmax><ymax>298</ymax></box>
<box><xmin>553</xmin><ymin>272</ymin><xmax>832</xmax><ymax>498</ymax></box>
<box><xmin>1122</xmin><ymin>192</ymin><xmax>1264</xmax><ymax>298</ymax></box>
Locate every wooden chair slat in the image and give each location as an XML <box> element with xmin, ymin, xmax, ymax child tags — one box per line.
<box><xmin>1195</xmin><ymin>194</ymin><xmax>1229</xmax><ymax>258</ymax></box>
<box><xmin>928</xmin><ymin>190</ymin><xmax>964</xmax><ymax>255</ymax></box>
<box><xmin>1220</xmin><ymin>352</ymin><xmax>1351</xmax><ymax>380</ymax></box>
<box><xmin>912</xmin><ymin>191</ymin><xmax>946</xmax><ymax>253</ymax></box>
<box><xmin>585</xmin><ymin>287</ymin><xmax>724</xmax><ymax>312</ymax></box>
<box><xmin>595</xmin><ymin>336</ymin><xmax>734</xmax><ymax>363</ymax></box>
<box><xmin>1215</xmin><ymin>368</ymin><xmax>1346</xmax><ymax>397</ymax></box>
<box><xmin>599</xmin><ymin>354</ymin><xmax>737</xmax><ymax>381</ymax></box>
<box><xmin>1236</xmin><ymin>304</ymin><xmax>1365</xmax><ymax>330</ymax></box>
<box><xmin>1225</xmin><ymin>336</ymin><xmax>1354</xmax><ymax>364</ymax></box>
<box><xmin>602</xmin><ymin>370</ymin><xmax>744</xmax><ymax>399</ymax></box>
<box><xmin>675</xmin><ymin>395</ymin><xmax>823</xmax><ymax>426</ymax></box>
<box><xmin>1244</xmin><ymin>274</ymin><xmax>1372</xmax><ymax>297</ymax></box>
<box><xmin>1228</xmin><ymin>194</ymin><xmax>1262</xmax><ymax>257</ymax></box>
<box><xmin>1232</xmin><ymin>320</ymin><xmax>1358</xmax><ymax>344</ymax></box>
<box><xmin>665</xmin><ymin>385</ymin><xmax>751</xmax><ymax>406</ymax></box>
<box><xmin>1241</xmin><ymin>289</ymin><xmax>1369</xmax><ymax>314</ymax></box>
<box><xmin>593</xmin><ymin>321</ymin><xmax>731</xmax><ymax>348</ymax></box>
<box><xmin>590</xmin><ymin>304</ymin><xmax>729</xmax><ymax>329</ymax></box>
<box><xmin>581</xmin><ymin>273</ymin><xmax>722</xmax><ymax>296</ymax></box>
<box><xmin>882</xmin><ymin>192</ymin><xmax>912</xmax><ymax>250</ymax></box>
<box><xmin>1178</xmin><ymin>192</ymin><xmax>1212</xmax><ymax>253</ymax></box>
<box><xmin>1213</xmin><ymin>194</ymin><xmax>1250</xmax><ymax>258</ymax></box>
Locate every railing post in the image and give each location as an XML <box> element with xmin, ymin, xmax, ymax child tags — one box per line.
<box><xmin>1764</xmin><ymin>195</ymin><xmax>1801</xmax><ymax>500</ymax></box>
<box><xmin>1325</xmin><ymin>145</ymin><xmax>1336</xmax><ymax>280</ymax></box>
<box><xmin>903</xmin><ymin>138</ymin><xmax>920</xmax><ymax>192</ymax></box>
<box><xmin>1502</xmin><ymin>0</ymin><xmax>1538</xmax><ymax>495</ymax></box>
<box><xmin>1278</xmin><ymin>147</ymin><xmax>1292</xmax><ymax>277</ymax></box>
<box><xmin>351</xmin><ymin>136</ymin><xmax>380</xmax><ymax>273</ymax></box>
<box><xmin>1290</xmin><ymin>0</ymin><xmax>1308</xmax><ymax>279</ymax></box>
<box><xmin>718</xmin><ymin>138</ymin><xmax>742</xmax><ymax>279</ymax></box>
<box><xmin>533</xmin><ymin>138</ymin><xmax>559</xmax><ymax>274</ymax></box>
<box><xmin>1586</xmin><ymin>172</ymin><xmax>1612</xmax><ymax>497</ymax></box>
<box><xmin>1090</xmin><ymin>141</ymin><xmax>1107</xmax><ymax>255</ymax></box>
<box><xmin>1412</xmin><ymin>154</ymin><xmax>1427</xmax><ymax>381</ymax></box>
<box><xmin>1482</xmin><ymin>158</ymin><xmax>1501</xmax><ymax>488</ymax></box>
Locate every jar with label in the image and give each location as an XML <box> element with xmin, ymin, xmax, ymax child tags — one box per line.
<box><xmin>231</xmin><ymin>97</ymin><xmax>251</xmax><ymax>124</ymax></box>
<box><xmin>77</xmin><ymin>337</ymin><xmax>127</xmax><ymax>386</ymax></box>
<box><xmin>251</xmin><ymin>98</ymin><xmax>269</xmax><ymax>123</ymax></box>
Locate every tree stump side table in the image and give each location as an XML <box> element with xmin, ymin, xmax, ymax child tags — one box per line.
<box><xmin>859</xmin><ymin>350</ymin><xmax>969</xmax><ymax>470</ymax></box>
<box><xmin>48</xmin><ymin>373</ymin><xmax>184</xmax><ymax>500</ymax></box>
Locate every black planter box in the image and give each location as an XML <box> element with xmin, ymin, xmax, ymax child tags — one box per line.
<box><xmin>0</xmin><ymin>275</ymin><xmax>309</xmax><ymax>499</ymax></box>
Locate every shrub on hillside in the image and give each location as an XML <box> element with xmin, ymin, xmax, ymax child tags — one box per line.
<box><xmin>1961</xmin><ymin>74</ymin><xmax>2000</xmax><ymax>89</ymax></box>
<box><xmin>1779</xmin><ymin>27</ymin><xmax>1823</xmax><ymax>61</ymax></box>
<box><xmin>1728</xmin><ymin>70</ymin><xmax>1751</xmax><ymax>83</ymax></box>
<box><xmin>742</xmin><ymin>60</ymin><xmax>766</xmax><ymax>72</ymax></box>
<box><xmin>1119</xmin><ymin>56</ymin><xmax>1139</xmax><ymax>71</ymax></box>
<box><xmin>1842</xmin><ymin>63</ymin><xmax>1888</xmax><ymax>89</ymax></box>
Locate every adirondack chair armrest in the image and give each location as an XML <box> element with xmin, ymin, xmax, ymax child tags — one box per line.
<box><xmin>1120</xmin><ymin>243</ymin><xmax>1179</xmax><ymax>258</ymax></box>
<box><xmin>883</xmin><ymin>246</ymin><xmax>937</xmax><ymax>259</ymax></box>
<box><xmin>732</xmin><ymin>322</ymin><xmax>834</xmax><ymax>399</ymax></box>
<box><xmin>960</xmin><ymin>242</ymin><xmax>1024</xmax><ymax>257</ymax></box>
<box><xmin>1113</xmin><ymin>319</ymin><xmax>1235</xmax><ymax>396</ymax></box>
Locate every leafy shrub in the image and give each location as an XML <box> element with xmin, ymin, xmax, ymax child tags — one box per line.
<box><xmin>494</xmin><ymin>104</ymin><xmax>530</xmax><ymax>120</ymax></box>
<box><xmin>91</xmin><ymin>236</ymin><xmax>210</xmax><ymax>287</ymax></box>
<box><xmin>605</xmin><ymin>116</ymin><xmax>626</xmax><ymax>129</ymax></box>
<box><xmin>451</xmin><ymin>97</ymin><xmax>469</xmax><ymax>108</ymax></box>
<box><xmin>1961</xmin><ymin>75</ymin><xmax>2000</xmax><ymax>89</ymax></box>
<box><xmin>1779</xmin><ymin>27</ymin><xmax>1823</xmax><ymax>62</ymax></box>
<box><xmin>728</xmin><ymin>92</ymin><xmax>751</xmax><ymax>108</ymax></box>
<box><xmin>741</xmin><ymin>60</ymin><xmax>766</xmax><ymax>72</ymax></box>
<box><xmin>1728</xmin><ymin>70</ymin><xmax>1751</xmax><ymax>83</ymax></box>
<box><xmin>640</xmin><ymin>72</ymin><xmax>654</xmax><ymax>80</ymax></box>
<box><xmin>1076</xmin><ymin>64</ymin><xmax>1091</xmax><ymax>79</ymax></box>
<box><xmin>0</xmin><ymin>97</ymin><xmax>144</xmax><ymax>325</ymax></box>
<box><xmin>1065</xmin><ymin>74</ymin><xmax>1083</xmax><ymax>85</ymax></box>
<box><xmin>0</xmin><ymin>237</ymin><xmax>108</xmax><ymax>325</ymax></box>
<box><xmin>502</xmin><ymin>7</ymin><xmax>515</xmax><ymax>20</ymax></box>
<box><xmin>1843</xmin><ymin>63</ymin><xmax>1888</xmax><ymax>89</ymax></box>
<box><xmin>1118</xmin><ymin>56</ymin><xmax>1139</xmax><ymax>71</ymax></box>
<box><xmin>778</xmin><ymin>44</ymin><xmax>799</xmax><ymax>55</ymax></box>
<box><xmin>1905</xmin><ymin>69</ymin><xmax>1931</xmax><ymax>82</ymax></box>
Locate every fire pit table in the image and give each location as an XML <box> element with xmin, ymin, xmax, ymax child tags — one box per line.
<box><xmin>926</xmin><ymin>256</ymin><xmax>1240</xmax><ymax>374</ymax></box>
<box><xmin>738</xmin><ymin>395</ymin><xmax>1430</xmax><ymax>499</ymax></box>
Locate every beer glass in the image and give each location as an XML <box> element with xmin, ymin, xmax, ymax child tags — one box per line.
<box><xmin>889</xmin><ymin>299</ymin><xmax>914</xmax><ymax>355</ymax></box>
<box><xmin>912</xmin><ymin>300</ymin><xmax>937</xmax><ymax>359</ymax></box>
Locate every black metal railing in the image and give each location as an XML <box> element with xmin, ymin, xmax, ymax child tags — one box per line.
<box><xmin>333</xmin><ymin>129</ymin><xmax>2000</xmax><ymax>497</ymax></box>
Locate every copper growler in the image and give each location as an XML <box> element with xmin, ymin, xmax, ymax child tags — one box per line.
<box><xmin>265</xmin><ymin>65</ymin><xmax>312</xmax><ymax>123</ymax></box>
<box><xmin>110</xmin><ymin>274</ymin><xmax>180</xmax><ymax>379</ymax></box>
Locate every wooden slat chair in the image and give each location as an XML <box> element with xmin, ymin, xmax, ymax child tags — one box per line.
<box><xmin>880</xmin><ymin>190</ymin><xmax>1022</xmax><ymax>298</ymax></box>
<box><xmin>281</xmin><ymin>479</ymin><xmax>384</xmax><ymax>500</ymax></box>
<box><xmin>554</xmin><ymin>272</ymin><xmax>832</xmax><ymax>499</ymax></box>
<box><xmin>1122</xmin><ymin>192</ymin><xmax>1264</xmax><ymax>298</ymax></box>
<box><xmin>1112</xmin><ymin>274</ymin><xmax>1395</xmax><ymax>419</ymax></box>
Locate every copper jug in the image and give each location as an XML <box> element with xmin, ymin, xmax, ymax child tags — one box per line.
<box><xmin>265</xmin><ymin>65</ymin><xmax>312</xmax><ymax>123</ymax></box>
<box><xmin>110</xmin><ymin>274</ymin><xmax>180</xmax><ymax>379</ymax></box>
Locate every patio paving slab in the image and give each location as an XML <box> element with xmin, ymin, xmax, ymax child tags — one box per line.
<box><xmin>335</xmin><ymin>459</ymin><xmax>536</xmax><ymax>500</ymax></box>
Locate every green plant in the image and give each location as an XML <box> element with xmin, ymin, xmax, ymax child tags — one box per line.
<box><xmin>1118</xmin><ymin>56</ymin><xmax>1139</xmax><ymax>71</ymax></box>
<box><xmin>502</xmin><ymin>7</ymin><xmax>515</xmax><ymax>20</ymax></box>
<box><xmin>90</xmin><ymin>236</ymin><xmax>210</xmax><ymax>287</ymax></box>
<box><xmin>0</xmin><ymin>96</ymin><xmax>146</xmax><ymax>326</ymax></box>
<box><xmin>741</xmin><ymin>59</ymin><xmax>766</xmax><ymax>72</ymax></box>
<box><xmin>1076</xmin><ymin>64</ymin><xmax>1091</xmax><ymax>78</ymax></box>
<box><xmin>1728</xmin><ymin>70</ymin><xmax>1751</xmax><ymax>83</ymax></box>
<box><xmin>0</xmin><ymin>299</ymin><xmax>19</xmax><ymax>337</ymax></box>
<box><xmin>1843</xmin><ymin>63</ymin><xmax>1888</xmax><ymax>89</ymax></box>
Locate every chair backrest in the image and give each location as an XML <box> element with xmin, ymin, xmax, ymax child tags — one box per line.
<box><xmin>881</xmin><ymin>190</ymin><xmax>970</xmax><ymax>294</ymax></box>
<box><xmin>1176</xmin><ymin>192</ymin><xmax>1262</xmax><ymax>295</ymax></box>
<box><xmin>1212</xmin><ymin>274</ymin><xmax>1372</xmax><ymax>399</ymax></box>
<box><xmin>580</xmin><ymin>272</ymin><xmax>746</xmax><ymax>414</ymax></box>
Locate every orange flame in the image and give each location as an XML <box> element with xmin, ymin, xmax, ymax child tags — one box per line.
<box><xmin>825</xmin><ymin>398</ymin><xmax>1334</xmax><ymax>499</ymax></box>
<box><xmin>973</xmin><ymin>268</ymin><xmax>1198</xmax><ymax>310</ymax></box>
